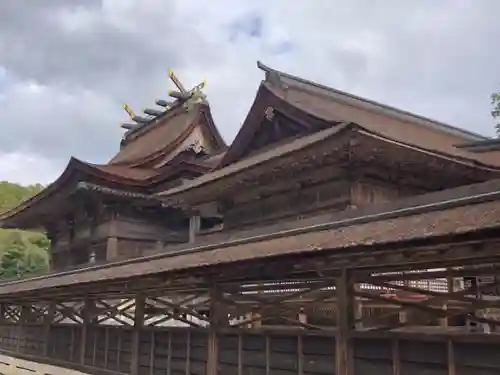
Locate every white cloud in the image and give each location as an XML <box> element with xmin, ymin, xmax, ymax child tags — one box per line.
<box><xmin>0</xmin><ymin>0</ymin><xmax>499</xmax><ymax>184</ymax></box>
<box><xmin>0</xmin><ymin>152</ymin><xmax>59</xmax><ymax>186</ymax></box>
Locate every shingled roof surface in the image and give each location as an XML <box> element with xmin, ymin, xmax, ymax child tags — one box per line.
<box><xmin>3</xmin><ymin>61</ymin><xmax>500</xmax><ymax>296</ymax></box>
<box><xmin>108</xmin><ymin>103</ymin><xmax>225</xmax><ymax>167</ymax></box>
<box><xmin>0</xmin><ymin>98</ymin><xmax>227</xmax><ymax>228</ymax></box>
<box><xmin>157</xmin><ymin>120</ymin><xmax>500</xmax><ymax>203</ymax></box>
<box><xmin>256</xmin><ymin>62</ymin><xmax>500</xmax><ymax>167</ymax></box>
<box><xmin>0</xmin><ymin>178</ymin><xmax>500</xmax><ymax>297</ymax></box>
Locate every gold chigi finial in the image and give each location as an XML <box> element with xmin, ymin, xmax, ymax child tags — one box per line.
<box><xmin>167</xmin><ymin>68</ymin><xmax>207</xmax><ymax>101</ymax></box>
<box><xmin>122</xmin><ymin>103</ymin><xmax>136</xmax><ymax>120</ymax></box>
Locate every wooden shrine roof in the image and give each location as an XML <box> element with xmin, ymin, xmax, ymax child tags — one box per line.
<box><xmin>109</xmin><ymin>102</ymin><xmax>226</xmax><ymax>167</ymax></box>
<box><xmin>0</xmin><ymin>101</ymin><xmax>227</xmax><ymax>228</ymax></box>
<box><xmin>219</xmin><ymin>62</ymin><xmax>499</xmax><ymax>169</ymax></box>
<box><xmin>1</xmin><ymin>178</ymin><xmax>500</xmax><ymax>298</ymax></box>
<box><xmin>256</xmin><ymin>61</ymin><xmax>485</xmax><ymax>141</ymax></box>
<box><xmin>156</xmin><ymin>120</ymin><xmax>500</xmax><ymax>206</ymax></box>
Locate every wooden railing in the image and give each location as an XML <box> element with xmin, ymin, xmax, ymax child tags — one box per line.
<box><xmin>0</xmin><ymin>323</ymin><xmax>499</xmax><ymax>375</ymax></box>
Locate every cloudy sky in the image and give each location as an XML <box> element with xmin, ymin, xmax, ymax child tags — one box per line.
<box><xmin>0</xmin><ymin>0</ymin><xmax>499</xmax><ymax>185</ymax></box>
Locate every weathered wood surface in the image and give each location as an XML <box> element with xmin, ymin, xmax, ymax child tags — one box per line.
<box><xmin>0</xmin><ymin>324</ymin><xmax>499</xmax><ymax>375</ymax></box>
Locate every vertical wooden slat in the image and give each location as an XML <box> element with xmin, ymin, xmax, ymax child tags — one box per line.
<box><xmin>237</xmin><ymin>334</ymin><xmax>243</xmax><ymax>375</ymax></box>
<box><xmin>189</xmin><ymin>214</ymin><xmax>201</xmax><ymax>243</ymax></box>
<box><xmin>447</xmin><ymin>340</ymin><xmax>456</xmax><ymax>375</ymax></box>
<box><xmin>392</xmin><ymin>339</ymin><xmax>400</xmax><ymax>375</ymax></box>
<box><xmin>69</xmin><ymin>325</ymin><xmax>75</xmax><ymax>361</ymax></box>
<box><xmin>80</xmin><ymin>299</ymin><xmax>92</xmax><ymax>365</ymax></box>
<box><xmin>0</xmin><ymin>304</ymin><xmax>5</xmax><ymax>323</ymax></box>
<box><xmin>17</xmin><ymin>305</ymin><xmax>29</xmax><ymax>353</ymax></box>
<box><xmin>207</xmin><ymin>284</ymin><xmax>228</xmax><ymax>375</ymax></box>
<box><xmin>336</xmin><ymin>269</ymin><xmax>355</xmax><ymax>375</ymax></box>
<box><xmin>297</xmin><ymin>335</ymin><xmax>304</xmax><ymax>375</ymax></box>
<box><xmin>149</xmin><ymin>330</ymin><xmax>155</xmax><ymax>375</ymax></box>
<box><xmin>441</xmin><ymin>269</ymin><xmax>455</xmax><ymax>328</ymax></box>
<box><xmin>104</xmin><ymin>327</ymin><xmax>109</xmax><ymax>368</ymax></box>
<box><xmin>186</xmin><ymin>330</ymin><xmax>191</xmax><ymax>375</ymax></box>
<box><xmin>106</xmin><ymin>218</ymin><xmax>118</xmax><ymax>260</ymax></box>
<box><xmin>92</xmin><ymin>327</ymin><xmax>98</xmax><ymax>366</ymax></box>
<box><xmin>265</xmin><ymin>335</ymin><xmax>270</xmax><ymax>375</ymax></box>
<box><xmin>42</xmin><ymin>302</ymin><xmax>56</xmax><ymax>357</ymax></box>
<box><xmin>130</xmin><ymin>294</ymin><xmax>146</xmax><ymax>375</ymax></box>
<box><xmin>116</xmin><ymin>330</ymin><xmax>122</xmax><ymax>370</ymax></box>
<box><xmin>167</xmin><ymin>331</ymin><xmax>172</xmax><ymax>375</ymax></box>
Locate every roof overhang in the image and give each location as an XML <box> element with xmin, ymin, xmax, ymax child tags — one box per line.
<box><xmin>158</xmin><ymin>115</ymin><xmax>500</xmax><ymax>209</ymax></box>
<box><xmin>257</xmin><ymin>61</ymin><xmax>487</xmax><ymax>142</ymax></box>
<box><xmin>0</xmin><ymin>158</ymin><xmax>156</xmax><ymax>229</ymax></box>
<box><xmin>2</xmin><ymin>177</ymin><xmax>500</xmax><ymax>299</ymax></box>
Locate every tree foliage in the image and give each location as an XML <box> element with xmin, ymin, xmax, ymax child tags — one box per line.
<box><xmin>0</xmin><ymin>182</ymin><xmax>48</xmax><ymax>279</ymax></box>
<box><xmin>492</xmin><ymin>92</ymin><xmax>500</xmax><ymax>136</ymax></box>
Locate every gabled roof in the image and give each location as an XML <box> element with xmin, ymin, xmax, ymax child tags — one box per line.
<box><xmin>0</xmin><ymin>158</ymin><xmax>154</xmax><ymax>228</ymax></box>
<box><xmin>219</xmin><ymin>61</ymin><xmax>499</xmax><ymax>169</ymax></box>
<box><xmin>0</xmin><ymin>149</ymin><xmax>220</xmax><ymax>228</ymax></box>
<box><xmin>0</xmin><ymin>101</ymin><xmax>228</xmax><ymax>229</ymax></box>
<box><xmin>109</xmin><ymin>103</ymin><xmax>226</xmax><ymax>167</ymax></box>
<box><xmin>256</xmin><ymin>61</ymin><xmax>486</xmax><ymax>141</ymax></box>
<box><xmin>158</xmin><ymin>121</ymin><xmax>500</xmax><ymax>207</ymax></box>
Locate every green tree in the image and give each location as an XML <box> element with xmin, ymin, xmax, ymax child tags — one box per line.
<box><xmin>492</xmin><ymin>92</ymin><xmax>500</xmax><ymax>136</ymax></box>
<box><xmin>0</xmin><ymin>182</ymin><xmax>48</xmax><ymax>279</ymax></box>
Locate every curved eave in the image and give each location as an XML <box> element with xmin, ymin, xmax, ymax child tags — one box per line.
<box><xmin>158</xmin><ymin>123</ymin><xmax>500</xmax><ymax>206</ymax></box>
<box><xmin>217</xmin><ymin>82</ymin><xmax>290</xmax><ymax>168</ymax></box>
<box><xmin>0</xmin><ymin>158</ymin><xmax>152</xmax><ymax>228</ymax></box>
<box><xmin>75</xmin><ymin>182</ymin><xmax>160</xmax><ymax>202</ymax></box>
<box><xmin>257</xmin><ymin>61</ymin><xmax>487</xmax><ymax>142</ymax></box>
<box><xmin>201</xmin><ymin>103</ymin><xmax>228</xmax><ymax>151</ymax></box>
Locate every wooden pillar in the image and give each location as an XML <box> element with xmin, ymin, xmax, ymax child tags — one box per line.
<box><xmin>189</xmin><ymin>214</ymin><xmax>201</xmax><ymax>243</ymax></box>
<box><xmin>80</xmin><ymin>300</ymin><xmax>93</xmax><ymax>365</ymax></box>
<box><xmin>106</xmin><ymin>217</ymin><xmax>119</xmax><ymax>261</ymax></box>
<box><xmin>130</xmin><ymin>295</ymin><xmax>145</xmax><ymax>375</ymax></box>
<box><xmin>441</xmin><ymin>269</ymin><xmax>454</xmax><ymax>328</ymax></box>
<box><xmin>392</xmin><ymin>339</ymin><xmax>400</xmax><ymax>375</ymax></box>
<box><xmin>336</xmin><ymin>269</ymin><xmax>355</xmax><ymax>375</ymax></box>
<box><xmin>398</xmin><ymin>309</ymin><xmax>408</xmax><ymax>324</ymax></box>
<box><xmin>0</xmin><ymin>304</ymin><xmax>5</xmax><ymax>323</ymax></box>
<box><xmin>298</xmin><ymin>309</ymin><xmax>307</xmax><ymax>325</ymax></box>
<box><xmin>106</xmin><ymin>237</ymin><xmax>118</xmax><ymax>261</ymax></box>
<box><xmin>207</xmin><ymin>284</ymin><xmax>228</xmax><ymax>375</ymax></box>
<box><xmin>447</xmin><ymin>340</ymin><xmax>456</xmax><ymax>375</ymax></box>
<box><xmin>16</xmin><ymin>305</ymin><xmax>30</xmax><ymax>353</ymax></box>
<box><xmin>354</xmin><ymin>284</ymin><xmax>363</xmax><ymax>329</ymax></box>
<box><xmin>42</xmin><ymin>302</ymin><xmax>56</xmax><ymax>357</ymax></box>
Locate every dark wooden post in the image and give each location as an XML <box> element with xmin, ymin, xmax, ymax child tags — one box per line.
<box><xmin>447</xmin><ymin>340</ymin><xmax>456</xmax><ymax>375</ymax></box>
<box><xmin>42</xmin><ymin>302</ymin><xmax>56</xmax><ymax>357</ymax></box>
<box><xmin>106</xmin><ymin>217</ymin><xmax>119</xmax><ymax>260</ymax></box>
<box><xmin>336</xmin><ymin>269</ymin><xmax>355</xmax><ymax>375</ymax></box>
<box><xmin>392</xmin><ymin>339</ymin><xmax>400</xmax><ymax>375</ymax></box>
<box><xmin>189</xmin><ymin>214</ymin><xmax>201</xmax><ymax>243</ymax></box>
<box><xmin>16</xmin><ymin>304</ymin><xmax>30</xmax><ymax>353</ymax></box>
<box><xmin>0</xmin><ymin>303</ymin><xmax>5</xmax><ymax>323</ymax></box>
<box><xmin>80</xmin><ymin>299</ymin><xmax>93</xmax><ymax>365</ymax></box>
<box><xmin>106</xmin><ymin>237</ymin><xmax>118</xmax><ymax>260</ymax></box>
<box><xmin>130</xmin><ymin>294</ymin><xmax>145</xmax><ymax>375</ymax></box>
<box><xmin>207</xmin><ymin>284</ymin><xmax>228</xmax><ymax>375</ymax></box>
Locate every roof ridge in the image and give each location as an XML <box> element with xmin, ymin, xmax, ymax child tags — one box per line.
<box><xmin>257</xmin><ymin>61</ymin><xmax>487</xmax><ymax>141</ymax></box>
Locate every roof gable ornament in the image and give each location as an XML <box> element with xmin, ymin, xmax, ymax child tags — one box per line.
<box><xmin>119</xmin><ymin>70</ymin><xmax>207</xmax><ymax>134</ymax></box>
<box><xmin>167</xmin><ymin>69</ymin><xmax>207</xmax><ymax>112</ymax></box>
<box><xmin>184</xmin><ymin>139</ymin><xmax>206</xmax><ymax>155</ymax></box>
